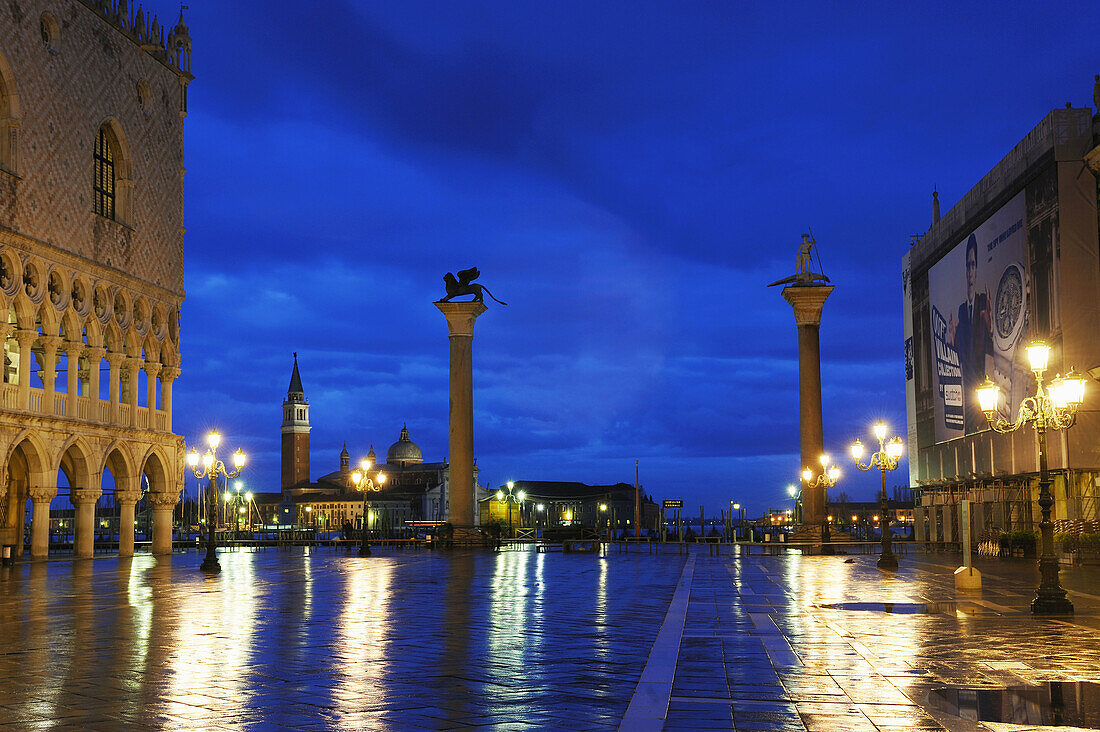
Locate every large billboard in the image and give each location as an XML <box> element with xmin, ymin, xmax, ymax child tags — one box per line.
<box><xmin>928</xmin><ymin>191</ymin><xmax>1030</xmax><ymax>442</ymax></box>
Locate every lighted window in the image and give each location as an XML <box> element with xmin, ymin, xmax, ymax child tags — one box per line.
<box><xmin>93</xmin><ymin>128</ymin><xmax>115</xmax><ymax>219</ymax></box>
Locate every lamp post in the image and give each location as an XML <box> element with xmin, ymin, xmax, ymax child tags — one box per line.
<box><xmin>802</xmin><ymin>454</ymin><xmax>840</xmax><ymax>547</ymax></box>
<box><xmin>787</xmin><ymin>484</ymin><xmax>799</xmax><ymax>524</ymax></box>
<box><xmin>351</xmin><ymin>457</ymin><xmax>386</xmax><ymax>557</ymax></box>
<box><xmin>851</xmin><ymin>421</ymin><xmax>904</xmax><ymax>570</ymax></box>
<box><xmin>977</xmin><ymin>340</ymin><xmax>1085</xmax><ymax>614</ymax></box>
<box><xmin>186</xmin><ymin>430</ymin><xmax>246</xmax><ymax>574</ymax></box>
<box><xmin>495</xmin><ymin>481</ymin><xmax>526</xmax><ymax>538</ymax></box>
<box><xmin>732</xmin><ymin>502</ymin><xmax>741</xmax><ymax>540</ymax></box>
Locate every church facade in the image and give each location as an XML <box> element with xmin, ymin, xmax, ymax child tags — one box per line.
<box><xmin>273</xmin><ymin>356</ymin><xmax>485</xmax><ymax>530</ymax></box>
<box><xmin>0</xmin><ymin>1</ymin><xmax>192</xmax><ymax>560</ymax></box>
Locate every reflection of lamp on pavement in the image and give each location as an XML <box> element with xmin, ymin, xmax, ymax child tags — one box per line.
<box><xmin>351</xmin><ymin>457</ymin><xmax>386</xmax><ymax>557</ymax></box>
<box><xmin>977</xmin><ymin>340</ymin><xmax>1085</xmax><ymax>614</ymax></box>
<box><xmin>802</xmin><ymin>454</ymin><xmax>839</xmax><ymax>546</ymax></box>
<box><xmin>851</xmin><ymin>421</ymin><xmax>904</xmax><ymax>570</ymax></box>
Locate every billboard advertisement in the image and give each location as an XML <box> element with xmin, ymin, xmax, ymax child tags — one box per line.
<box><xmin>928</xmin><ymin>191</ymin><xmax>1030</xmax><ymax>442</ymax></box>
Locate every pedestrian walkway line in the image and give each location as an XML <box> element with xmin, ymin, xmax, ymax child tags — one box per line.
<box><xmin>619</xmin><ymin>554</ymin><xmax>695</xmax><ymax>732</ymax></box>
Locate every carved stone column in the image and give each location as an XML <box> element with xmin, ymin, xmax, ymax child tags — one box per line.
<box><xmin>147</xmin><ymin>491</ymin><xmax>178</xmax><ymax>555</ymax></box>
<box><xmin>84</xmin><ymin>346</ymin><xmax>106</xmax><ymax>420</ymax></box>
<box><xmin>781</xmin><ymin>284</ymin><xmax>834</xmax><ymax>536</ymax></box>
<box><xmin>161</xmin><ymin>366</ymin><xmax>179</xmax><ymax>432</ymax></box>
<box><xmin>14</xmin><ymin>329</ymin><xmax>37</xmax><ymax>411</ymax></box>
<box><xmin>106</xmin><ymin>351</ymin><xmax>123</xmax><ymax>424</ymax></box>
<box><xmin>38</xmin><ymin>336</ymin><xmax>61</xmax><ymax>416</ymax></box>
<box><xmin>28</xmin><ymin>485</ymin><xmax>57</xmax><ymax>559</ymax></box>
<box><xmin>65</xmin><ymin>341</ymin><xmax>84</xmax><ymax>418</ymax></box>
<box><xmin>126</xmin><ymin>357</ymin><xmax>142</xmax><ymax>428</ymax></box>
<box><xmin>0</xmin><ymin>322</ymin><xmax>11</xmax><ymax>386</ymax></box>
<box><xmin>116</xmin><ymin>488</ymin><xmax>141</xmax><ymax>557</ymax></box>
<box><xmin>144</xmin><ymin>361</ymin><xmax>161</xmax><ymax>428</ymax></box>
<box><xmin>71</xmin><ymin>487</ymin><xmax>102</xmax><ymax>558</ymax></box>
<box><xmin>435</xmin><ymin>301</ymin><xmax>488</xmax><ymax>526</ymax></box>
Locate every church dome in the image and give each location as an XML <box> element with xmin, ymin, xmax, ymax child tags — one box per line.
<box><xmin>386</xmin><ymin>424</ymin><xmax>423</xmax><ymax>465</ymax></box>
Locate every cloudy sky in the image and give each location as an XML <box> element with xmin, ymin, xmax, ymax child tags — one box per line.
<box><xmin>172</xmin><ymin>0</ymin><xmax>1099</xmax><ymax>515</ymax></box>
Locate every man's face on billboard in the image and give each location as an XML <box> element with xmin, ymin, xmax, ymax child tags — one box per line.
<box><xmin>966</xmin><ymin>247</ymin><xmax>977</xmax><ymax>300</ymax></box>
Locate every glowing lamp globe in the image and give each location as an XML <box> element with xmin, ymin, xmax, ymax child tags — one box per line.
<box><xmin>827</xmin><ymin>466</ymin><xmax>840</xmax><ymax>482</ymax></box>
<box><xmin>850</xmin><ymin>439</ymin><xmax>864</xmax><ymax>460</ymax></box>
<box><xmin>232</xmin><ymin>449</ymin><xmax>246</xmax><ymax>468</ymax></box>
<box><xmin>186</xmin><ymin>449</ymin><xmax>199</xmax><ymax>467</ymax></box>
<box><xmin>873</xmin><ymin>421</ymin><xmax>887</xmax><ymax>441</ymax></box>
<box><xmin>886</xmin><ymin>437</ymin><xmax>904</xmax><ymax>460</ymax></box>
<box><xmin>207</xmin><ymin>430</ymin><xmax>221</xmax><ymax>449</ymax></box>
<box><xmin>976</xmin><ymin>379</ymin><xmax>1000</xmax><ymax>413</ymax></box>
<box><xmin>1061</xmin><ymin>370</ymin><xmax>1086</xmax><ymax>408</ymax></box>
<box><xmin>1026</xmin><ymin>341</ymin><xmax>1050</xmax><ymax>372</ymax></box>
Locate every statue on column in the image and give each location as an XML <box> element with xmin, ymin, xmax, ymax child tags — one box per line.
<box><xmin>768</xmin><ymin>233</ymin><xmax>831</xmax><ymax>287</ymax></box>
<box><xmin>437</xmin><ymin>267</ymin><xmax>507</xmax><ymax>305</ymax></box>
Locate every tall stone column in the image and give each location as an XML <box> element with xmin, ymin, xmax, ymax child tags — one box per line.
<box><xmin>435</xmin><ymin>301</ymin><xmax>488</xmax><ymax>526</ymax></box>
<box><xmin>65</xmin><ymin>341</ymin><xmax>84</xmax><ymax>417</ymax></box>
<box><xmin>114</xmin><ymin>488</ymin><xmax>139</xmax><ymax>556</ymax></box>
<box><xmin>144</xmin><ymin>361</ymin><xmax>161</xmax><ymax>427</ymax></box>
<box><xmin>161</xmin><ymin>366</ymin><xmax>178</xmax><ymax>432</ymax></box>
<box><xmin>148</xmin><ymin>491</ymin><xmax>178</xmax><ymax>555</ymax></box>
<box><xmin>781</xmin><ymin>285</ymin><xmax>834</xmax><ymax>535</ymax></box>
<box><xmin>39</xmin><ymin>336</ymin><xmax>61</xmax><ymax>415</ymax></box>
<box><xmin>28</xmin><ymin>486</ymin><xmax>57</xmax><ymax>559</ymax></box>
<box><xmin>15</xmin><ymin>329</ymin><xmax>37</xmax><ymax>411</ymax></box>
<box><xmin>71</xmin><ymin>487</ymin><xmax>102</xmax><ymax>558</ymax></box>
<box><xmin>85</xmin><ymin>346</ymin><xmax>106</xmax><ymax>419</ymax></box>
<box><xmin>126</xmin><ymin>357</ymin><xmax>142</xmax><ymax>428</ymax></box>
<box><xmin>106</xmin><ymin>351</ymin><xmax>123</xmax><ymax>424</ymax></box>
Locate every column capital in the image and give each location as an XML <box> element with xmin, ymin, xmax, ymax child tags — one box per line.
<box><xmin>115</xmin><ymin>489</ymin><xmax>141</xmax><ymax>505</ymax></box>
<box><xmin>70</xmin><ymin>487</ymin><xmax>102</xmax><ymax>505</ymax></box>
<box><xmin>27</xmin><ymin>485</ymin><xmax>57</xmax><ymax>502</ymax></box>
<box><xmin>146</xmin><ymin>490</ymin><xmax>180</xmax><ymax>508</ymax></box>
<box><xmin>161</xmin><ymin>365</ymin><xmax>180</xmax><ymax>382</ymax></box>
<box><xmin>14</xmin><ymin>328</ymin><xmax>38</xmax><ymax>348</ymax></box>
<box><xmin>143</xmin><ymin>361</ymin><xmax>162</xmax><ymax>378</ymax></box>
<box><xmin>84</xmin><ymin>345</ymin><xmax>106</xmax><ymax>359</ymax></box>
<box><xmin>0</xmin><ymin>322</ymin><xmax>12</xmax><ymax>340</ymax></box>
<box><xmin>105</xmin><ymin>350</ymin><xmax>126</xmax><ymax>366</ymax></box>
<box><xmin>64</xmin><ymin>339</ymin><xmax>86</xmax><ymax>358</ymax></box>
<box><xmin>38</xmin><ymin>335</ymin><xmax>62</xmax><ymax>353</ymax></box>
<box><xmin>435</xmin><ymin>301</ymin><xmax>488</xmax><ymax>337</ymax></box>
<box><xmin>781</xmin><ymin>284</ymin><xmax>835</xmax><ymax>326</ymax></box>
<box><xmin>124</xmin><ymin>356</ymin><xmax>144</xmax><ymax>372</ymax></box>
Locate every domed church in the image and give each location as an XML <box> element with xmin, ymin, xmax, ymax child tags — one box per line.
<box><xmin>275</xmin><ymin>356</ymin><xmax>485</xmax><ymax>529</ymax></box>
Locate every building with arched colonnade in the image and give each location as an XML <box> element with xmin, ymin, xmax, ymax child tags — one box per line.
<box><xmin>0</xmin><ymin>0</ymin><xmax>192</xmax><ymax>560</ymax></box>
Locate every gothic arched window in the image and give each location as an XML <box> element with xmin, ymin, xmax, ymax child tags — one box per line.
<box><xmin>93</xmin><ymin>128</ymin><xmax>115</xmax><ymax>219</ymax></box>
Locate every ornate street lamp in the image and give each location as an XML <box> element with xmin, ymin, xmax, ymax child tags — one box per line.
<box><xmin>802</xmin><ymin>454</ymin><xmax>840</xmax><ymax>546</ymax></box>
<box><xmin>186</xmin><ymin>430</ymin><xmax>246</xmax><ymax>574</ymax></box>
<box><xmin>976</xmin><ymin>340</ymin><xmax>1085</xmax><ymax>614</ymax></box>
<box><xmin>851</xmin><ymin>421</ymin><xmax>904</xmax><ymax>570</ymax></box>
<box><xmin>351</xmin><ymin>458</ymin><xmax>386</xmax><ymax>557</ymax></box>
<box><xmin>495</xmin><ymin>481</ymin><xmax>526</xmax><ymax>538</ymax></box>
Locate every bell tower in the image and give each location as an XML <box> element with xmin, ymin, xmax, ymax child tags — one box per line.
<box><xmin>281</xmin><ymin>353</ymin><xmax>311</xmax><ymax>488</ymax></box>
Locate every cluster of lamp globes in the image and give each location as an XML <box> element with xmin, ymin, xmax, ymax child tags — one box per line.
<box><xmin>185</xmin><ymin>429</ymin><xmax>246</xmax><ymax>475</ymax></box>
<box><xmin>976</xmin><ymin>341</ymin><xmax>1086</xmax><ymax>418</ymax></box>
<box><xmin>351</xmin><ymin>458</ymin><xmax>386</xmax><ymax>490</ymax></box>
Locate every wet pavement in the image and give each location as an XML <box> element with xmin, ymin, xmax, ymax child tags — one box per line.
<box><xmin>0</xmin><ymin>545</ymin><xmax>1098</xmax><ymax>730</ymax></box>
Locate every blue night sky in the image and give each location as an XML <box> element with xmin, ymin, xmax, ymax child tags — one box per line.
<box><xmin>171</xmin><ymin>0</ymin><xmax>1099</xmax><ymax>516</ymax></box>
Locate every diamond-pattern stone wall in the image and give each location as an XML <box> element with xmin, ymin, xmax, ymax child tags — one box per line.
<box><xmin>0</xmin><ymin>0</ymin><xmax>187</xmax><ymax>295</ymax></box>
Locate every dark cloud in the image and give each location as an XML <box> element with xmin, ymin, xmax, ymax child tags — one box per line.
<box><xmin>171</xmin><ymin>0</ymin><xmax>1098</xmax><ymax>511</ymax></box>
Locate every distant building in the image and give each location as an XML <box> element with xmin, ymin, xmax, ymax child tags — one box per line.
<box><xmin>269</xmin><ymin>356</ymin><xmax>486</xmax><ymax>529</ymax></box>
<box><xmin>0</xmin><ymin>1</ymin><xmax>193</xmax><ymax>559</ymax></box>
<box><xmin>903</xmin><ymin>99</ymin><xmax>1100</xmax><ymax>541</ymax></box>
<box><xmin>478</xmin><ymin>480</ymin><xmax>659</xmax><ymax>535</ymax></box>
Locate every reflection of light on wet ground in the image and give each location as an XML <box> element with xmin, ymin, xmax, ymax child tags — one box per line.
<box><xmin>336</xmin><ymin>556</ymin><xmax>394</xmax><ymax>706</ymax></box>
<box><xmin>163</xmin><ymin>552</ymin><xmax>259</xmax><ymax>719</ymax></box>
<box><xmin>126</xmin><ymin>555</ymin><xmax>157</xmax><ymax>678</ymax></box>
<box><xmin>929</xmin><ymin>681</ymin><xmax>1100</xmax><ymax>726</ymax></box>
<box><xmin>490</xmin><ymin>550</ymin><xmax>532</xmax><ymax>658</ymax></box>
